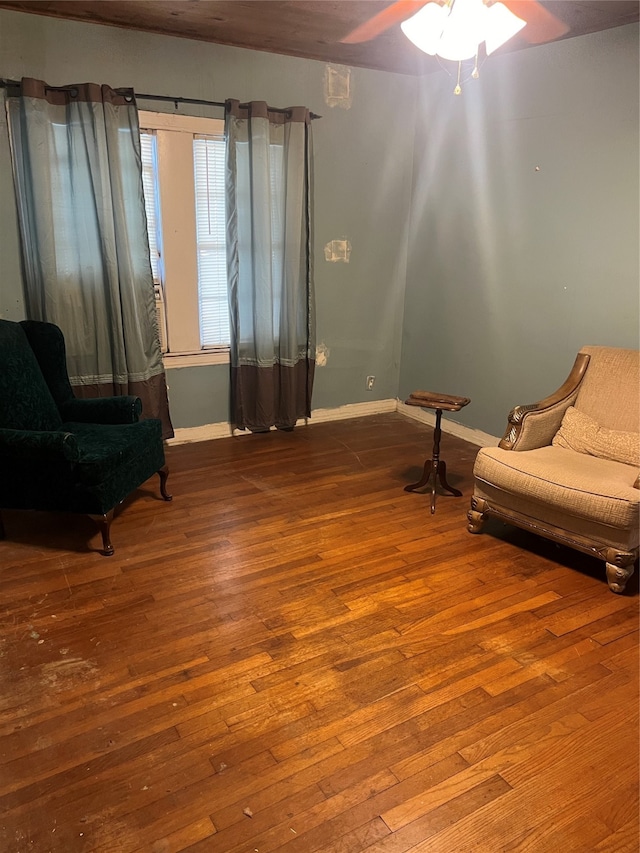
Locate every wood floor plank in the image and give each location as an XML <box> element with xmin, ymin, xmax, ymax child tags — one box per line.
<box><xmin>359</xmin><ymin>775</ymin><xmax>513</xmax><ymax>853</ymax></box>
<box><xmin>593</xmin><ymin>817</ymin><xmax>640</xmax><ymax>853</ymax></box>
<box><xmin>0</xmin><ymin>413</ymin><xmax>636</xmax><ymax>853</ymax></box>
<box><xmin>422</xmin><ymin>710</ymin><xmax>637</xmax><ymax>852</ymax></box>
<box><xmin>380</xmin><ymin>763</ymin><xmax>502</xmax><ymax>832</ymax></box>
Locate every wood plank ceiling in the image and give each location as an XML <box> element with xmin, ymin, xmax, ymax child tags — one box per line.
<box><xmin>0</xmin><ymin>0</ymin><xmax>638</xmax><ymax>75</ymax></box>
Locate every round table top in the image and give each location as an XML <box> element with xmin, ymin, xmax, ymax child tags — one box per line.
<box><xmin>404</xmin><ymin>391</ymin><xmax>471</xmax><ymax>412</ymax></box>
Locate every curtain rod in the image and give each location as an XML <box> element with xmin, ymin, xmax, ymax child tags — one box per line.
<box><xmin>136</xmin><ymin>92</ymin><xmax>321</xmax><ymax>120</ymax></box>
<box><xmin>0</xmin><ymin>79</ymin><xmax>321</xmax><ymax>119</ymax></box>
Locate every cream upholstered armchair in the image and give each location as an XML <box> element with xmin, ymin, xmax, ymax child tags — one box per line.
<box><xmin>468</xmin><ymin>347</ymin><xmax>640</xmax><ymax>593</ymax></box>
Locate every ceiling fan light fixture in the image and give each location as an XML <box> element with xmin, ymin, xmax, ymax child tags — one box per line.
<box><xmin>400</xmin><ymin>2</ymin><xmax>449</xmax><ymax>56</ymax></box>
<box><xmin>400</xmin><ymin>0</ymin><xmax>526</xmax><ymax>63</ymax></box>
<box><xmin>484</xmin><ymin>2</ymin><xmax>526</xmax><ymax>55</ymax></box>
<box><xmin>437</xmin><ymin>0</ymin><xmax>486</xmax><ymax>60</ymax></box>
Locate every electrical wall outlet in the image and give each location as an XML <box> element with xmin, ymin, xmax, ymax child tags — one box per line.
<box><xmin>366</xmin><ymin>375</ymin><xmax>375</xmax><ymax>390</ymax></box>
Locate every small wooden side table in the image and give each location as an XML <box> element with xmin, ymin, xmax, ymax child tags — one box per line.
<box><xmin>404</xmin><ymin>391</ymin><xmax>471</xmax><ymax>514</ymax></box>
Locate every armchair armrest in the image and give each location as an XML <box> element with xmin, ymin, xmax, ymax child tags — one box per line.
<box><xmin>59</xmin><ymin>396</ymin><xmax>142</xmax><ymax>425</ymax></box>
<box><xmin>500</xmin><ymin>352</ymin><xmax>591</xmax><ymax>452</ymax></box>
<box><xmin>0</xmin><ymin>428</ymin><xmax>79</xmax><ymax>461</ymax></box>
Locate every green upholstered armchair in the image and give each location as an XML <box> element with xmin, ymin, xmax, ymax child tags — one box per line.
<box><xmin>0</xmin><ymin>318</ymin><xmax>171</xmax><ymax>555</ymax></box>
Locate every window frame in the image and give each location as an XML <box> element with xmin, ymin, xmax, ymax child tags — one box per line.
<box><xmin>139</xmin><ymin>110</ymin><xmax>229</xmax><ymax>369</ymax></box>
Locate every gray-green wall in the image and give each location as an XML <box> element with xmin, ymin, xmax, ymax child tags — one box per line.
<box><xmin>1</xmin><ymin>11</ymin><xmax>638</xmax><ymax>436</ymax></box>
<box><xmin>400</xmin><ymin>24</ymin><xmax>640</xmax><ymax>437</ymax></box>
<box><xmin>0</xmin><ymin>9</ymin><xmax>416</xmax><ymax>429</ymax></box>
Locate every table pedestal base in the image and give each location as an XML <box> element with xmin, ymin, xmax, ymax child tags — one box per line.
<box><xmin>404</xmin><ymin>408</ymin><xmax>462</xmax><ymax>514</ymax></box>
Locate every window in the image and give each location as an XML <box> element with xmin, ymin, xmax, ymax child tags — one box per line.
<box><xmin>139</xmin><ymin>111</ymin><xmax>229</xmax><ymax>366</ymax></box>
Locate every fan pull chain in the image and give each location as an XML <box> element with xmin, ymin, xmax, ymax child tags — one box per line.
<box><xmin>472</xmin><ymin>49</ymin><xmax>480</xmax><ymax>79</ymax></box>
<box><xmin>454</xmin><ymin>61</ymin><xmax>462</xmax><ymax>95</ymax></box>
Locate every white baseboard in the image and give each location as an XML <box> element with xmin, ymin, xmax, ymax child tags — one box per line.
<box><xmin>167</xmin><ymin>397</ymin><xmax>499</xmax><ymax>448</ymax></box>
<box><xmin>396</xmin><ymin>400</ymin><xmax>499</xmax><ymax>448</ymax></box>
<box><xmin>309</xmin><ymin>398</ymin><xmax>397</xmax><ymax>423</ymax></box>
<box><xmin>167</xmin><ymin>398</ymin><xmax>397</xmax><ymax>445</ymax></box>
<box><xmin>167</xmin><ymin>422</ymin><xmax>234</xmax><ymax>445</ymax></box>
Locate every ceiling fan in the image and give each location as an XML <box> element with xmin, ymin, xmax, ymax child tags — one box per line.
<box><xmin>342</xmin><ymin>0</ymin><xmax>569</xmax><ymax>92</ymax></box>
<box><xmin>342</xmin><ymin>0</ymin><xmax>569</xmax><ymax>55</ymax></box>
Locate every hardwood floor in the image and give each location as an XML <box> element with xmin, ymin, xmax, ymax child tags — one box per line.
<box><xmin>1</xmin><ymin>412</ymin><xmax>638</xmax><ymax>853</ymax></box>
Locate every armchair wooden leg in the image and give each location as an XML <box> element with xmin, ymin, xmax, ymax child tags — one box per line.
<box><xmin>604</xmin><ymin>549</ymin><xmax>636</xmax><ymax>594</ymax></box>
<box><xmin>467</xmin><ymin>496</ymin><xmax>487</xmax><ymax>534</ymax></box>
<box><xmin>89</xmin><ymin>511</ymin><xmax>115</xmax><ymax>556</ymax></box>
<box><xmin>158</xmin><ymin>465</ymin><xmax>172</xmax><ymax>502</ymax></box>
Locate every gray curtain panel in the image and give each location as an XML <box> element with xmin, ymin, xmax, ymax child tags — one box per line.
<box><xmin>225</xmin><ymin>99</ymin><xmax>315</xmax><ymax>432</ymax></box>
<box><xmin>6</xmin><ymin>78</ymin><xmax>173</xmax><ymax>438</ymax></box>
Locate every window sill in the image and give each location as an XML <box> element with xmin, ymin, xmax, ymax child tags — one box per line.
<box><xmin>163</xmin><ymin>350</ymin><xmax>229</xmax><ymax>369</ymax></box>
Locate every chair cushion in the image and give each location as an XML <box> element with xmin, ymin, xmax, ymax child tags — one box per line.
<box><xmin>0</xmin><ymin>319</ymin><xmax>62</xmax><ymax>431</ymax></box>
<box><xmin>474</xmin><ymin>445</ymin><xmax>640</xmax><ymax>529</ymax></box>
<box><xmin>552</xmin><ymin>406</ymin><xmax>640</xmax><ymax>467</ymax></box>
<box><xmin>63</xmin><ymin>419</ymin><xmax>163</xmax><ymax>486</ymax></box>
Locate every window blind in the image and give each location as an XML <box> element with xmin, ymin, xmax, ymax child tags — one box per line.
<box><xmin>193</xmin><ymin>134</ymin><xmax>229</xmax><ymax>348</ymax></box>
<box><xmin>139</xmin><ymin>131</ymin><xmax>161</xmax><ymax>283</ymax></box>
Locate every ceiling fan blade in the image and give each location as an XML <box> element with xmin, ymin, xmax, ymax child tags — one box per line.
<box><xmin>501</xmin><ymin>0</ymin><xmax>570</xmax><ymax>43</ymax></box>
<box><xmin>341</xmin><ymin>0</ymin><xmax>430</xmax><ymax>44</ymax></box>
